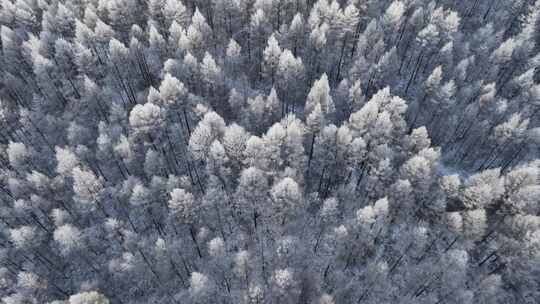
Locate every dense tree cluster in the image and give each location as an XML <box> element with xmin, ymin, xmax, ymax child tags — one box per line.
<box><xmin>1</xmin><ymin>0</ymin><xmax>539</xmax><ymax>303</ymax></box>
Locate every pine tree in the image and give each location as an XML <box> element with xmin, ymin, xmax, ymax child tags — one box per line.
<box><xmin>263</xmin><ymin>34</ymin><xmax>282</xmax><ymax>84</ymax></box>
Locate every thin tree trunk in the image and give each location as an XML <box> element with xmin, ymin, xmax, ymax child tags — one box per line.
<box><xmin>189</xmin><ymin>225</ymin><xmax>203</xmax><ymax>258</ymax></box>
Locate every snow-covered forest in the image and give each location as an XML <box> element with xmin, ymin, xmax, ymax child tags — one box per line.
<box><xmin>0</xmin><ymin>0</ymin><xmax>539</xmax><ymax>303</ymax></box>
